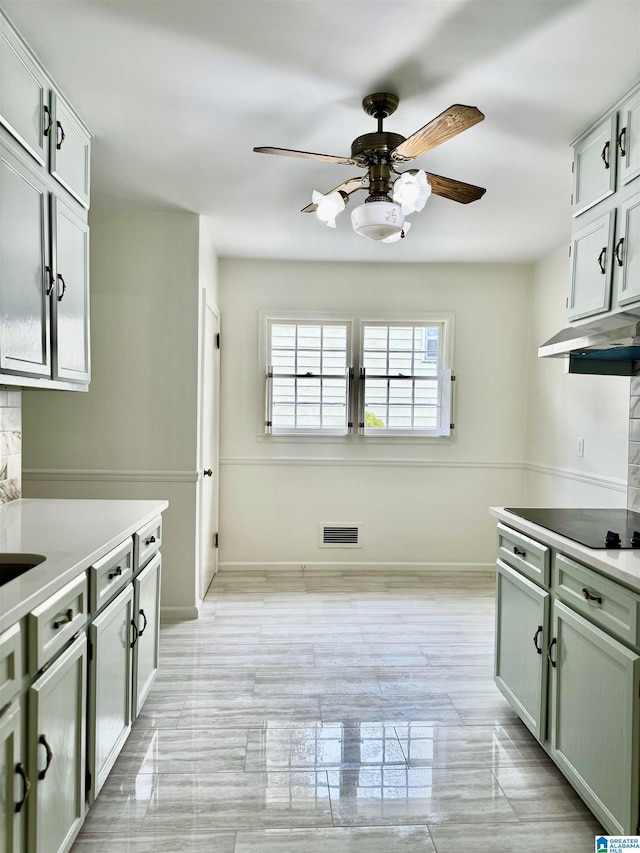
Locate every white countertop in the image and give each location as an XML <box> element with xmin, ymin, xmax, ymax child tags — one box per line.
<box><xmin>0</xmin><ymin>498</ymin><xmax>168</xmax><ymax>632</ymax></box>
<box><xmin>491</xmin><ymin>507</ymin><xmax>640</xmax><ymax>593</ymax></box>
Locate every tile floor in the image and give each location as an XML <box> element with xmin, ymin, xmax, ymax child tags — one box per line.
<box><xmin>71</xmin><ymin>569</ymin><xmax>603</xmax><ymax>852</ymax></box>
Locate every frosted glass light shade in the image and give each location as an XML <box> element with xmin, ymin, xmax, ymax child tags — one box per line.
<box><xmin>392</xmin><ymin>170</ymin><xmax>431</xmax><ymax>214</ymax></box>
<box><xmin>351</xmin><ymin>201</ymin><xmax>405</xmax><ymax>241</ymax></box>
<box><xmin>312</xmin><ymin>190</ymin><xmax>345</xmax><ymax>228</ymax></box>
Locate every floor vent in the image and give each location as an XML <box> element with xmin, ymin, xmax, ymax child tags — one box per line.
<box><xmin>319</xmin><ymin>523</ymin><xmax>362</xmax><ymax>548</ymax></box>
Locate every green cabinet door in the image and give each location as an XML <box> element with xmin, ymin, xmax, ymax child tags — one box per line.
<box><xmin>619</xmin><ymin>87</ymin><xmax>640</xmax><ymax>187</ymax></box>
<box><xmin>615</xmin><ymin>194</ymin><xmax>640</xmax><ymax>309</ymax></box>
<box><xmin>0</xmin><ymin>16</ymin><xmax>49</xmax><ymax>168</ymax></box>
<box><xmin>573</xmin><ymin>113</ymin><xmax>618</xmax><ymax>216</ymax></box>
<box><xmin>495</xmin><ymin>560</ymin><xmax>550</xmax><ymax>742</ymax></box>
<box><xmin>550</xmin><ymin>600</ymin><xmax>640</xmax><ymax>836</ymax></box>
<box><xmin>28</xmin><ymin>634</ymin><xmax>86</xmax><ymax>853</ymax></box>
<box><xmin>132</xmin><ymin>554</ymin><xmax>161</xmax><ymax>719</ymax></box>
<box><xmin>51</xmin><ymin>195</ymin><xmax>90</xmax><ymax>384</ymax></box>
<box><xmin>87</xmin><ymin>584</ymin><xmax>133</xmax><ymax>805</ymax></box>
<box><xmin>0</xmin><ymin>142</ymin><xmax>51</xmax><ymax>378</ymax></box>
<box><xmin>48</xmin><ymin>92</ymin><xmax>90</xmax><ymax>209</ymax></box>
<box><xmin>0</xmin><ymin>700</ymin><xmax>24</xmax><ymax>853</ymax></box>
<box><xmin>567</xmin><ymin>208</ymin><xmax>616</xmax><ymax>321</ymax></box>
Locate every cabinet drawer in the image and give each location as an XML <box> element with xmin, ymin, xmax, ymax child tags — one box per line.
<box><xmin>89</xmin><ymin>538</ymin><xmax>133</xmax><ymax>614</ymax></box>
<box><xmin>554</xmin><ymin>552</ymin><xmax>640</xmax><ymax>647</ymax></box>
<box><xmin>28</xmin><ymin>573</ymin><xmax>87</xmax><ymax>674</ymax></box>
<box><xmin>134</xmin><ymin>516</ymin><xmax>162</xmax><ymax>572</ymax></box>
<box><xmin>0</xmin><ymin>622</ymin><xmax>22</xmax><ymax>709</ymax></box>
<box><xmin>497</xmin><ymin>523</ymin><xmax>550</xmax><ymax>587</ymax></box>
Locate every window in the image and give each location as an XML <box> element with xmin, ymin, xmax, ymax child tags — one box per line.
<box><xmin>360</xmin><ymin>321</ymin><xmax>452</xmax><ymax>436</ymax></box>
<box><xmin>265</xmin><ymin>319</ymin><xmax>352</xmax><ymax>434</ymax></box>
<box><xmin>263</xmin><ymin>313</ymin><xmax>453</xmax><ymax>437</ymax></box>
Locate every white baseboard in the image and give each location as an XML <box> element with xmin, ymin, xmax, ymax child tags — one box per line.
<box><xmin>217</xmin><ymin>561</ymin><xmax>495</xmax><ymax>573</ymax></box>
<box><xmin>160</xmin><ymin>604</ymin><xmax>201</xmax><ymax>622</ymax></box>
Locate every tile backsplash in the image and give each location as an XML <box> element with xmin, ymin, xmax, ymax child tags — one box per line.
<box><xmin>0</xmin><ymin>388</ymin><xmax>21</xmax><ymax>502</ymax></box>
<box><xmin>629</xmin><ymin>376</ymin><xmax>640</xmax><ymax>511</ymax></box>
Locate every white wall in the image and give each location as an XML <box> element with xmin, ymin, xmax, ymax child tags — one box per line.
<box><xmin>524</xmin><ymin>245</ymin><xmax>629</xmax><ymax>506</ymax></box>
<box><xmin>23</xmin><ymin>210</ymin><xmax>206</xmax><ymax>615</ymax></box>
<box><xmin>218</xmin><ymin>258</ymin><xmax>531</xmax><ymax>570</ymax></box>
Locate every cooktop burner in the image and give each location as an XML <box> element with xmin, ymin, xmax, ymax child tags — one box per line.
<box><xmin>504</xmin><ymin>507</ymin><xmax>640</xmax><ymax>549</ymax></box>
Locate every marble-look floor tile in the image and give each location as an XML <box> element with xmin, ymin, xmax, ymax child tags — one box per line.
<box><xmin>313</xmin><ymin>644</ymin><xmax>428</xmax><ymax>667</ymax></box>
<box><xmin>253</xmin><ymin>667</ymin><xmax>382</xmax><ymax>697</ymax></box>
<box><xmin>448</xmin><ymin>691</ymin><xmax>522</xmax><ymax>726</ymax></box>
<box><xmin>71</xmin><ymin>831</ymin><xmax>236</xmax><ymax>852</ymax></box>
<box><xmin>375</xmin><ymin>665</ymin><xmax>495</xmax><ymax>695</ymax></box>
<box><xmin>393</xmin><ymin>722</ymin><xmax>551</xmax><ymax>769</ymax></box>
<box><xmin>492</xmin><ymin>763</ymin><xmax>597</xmax><ymax>821</ymax></box>
<box><xmin>429</xmin><ymin>817</ymin><xmax>604</xmax><ymax>852</ymax></box>
<box><xmin>234</xmin><ymin>825</ymin><xmax>437</xmax><ymax>852</ymax></box>
<box><xmin>327</xmin><ymin>766</ymin><xmax>518</xmax><ymax>826</ymax></box>
<box><xmin>320</xmin><ymin>695</ymin><xmax>464</xmax><ymax>726</ymax></box>
<box><xmin>80</xmin><ymin>774</ymin><xmax>155</xmax><ymax>834</ymax></box>
<box><xmin>142</xmin><ymin>771</ymin><xmax>333</xmax><ymax>831</ymax></box>
<box><xmin>111</xmin><ymin>727</ymin><xmax>248</xmax><ymax>774</ymax></box>
<box><xmin>245</xmin><ymin>723</ymin><xmax>407</xmax><ymax>771</ymax></box>
<box><xmin>179</xmin><ymin>695</ymin><xmax>322</xmax><ymax>728</ymax></box>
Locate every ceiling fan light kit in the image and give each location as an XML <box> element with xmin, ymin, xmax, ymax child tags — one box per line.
<box><xmin>254</xmin><ymin>93</ymin><xmax>486</xmax><ymax>245</ymax></box>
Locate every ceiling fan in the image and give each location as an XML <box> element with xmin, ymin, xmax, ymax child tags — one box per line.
<box><xmin>254</xmin><ymin>93</ymin><xmax>486</xmax><ymax>243</ymax></box>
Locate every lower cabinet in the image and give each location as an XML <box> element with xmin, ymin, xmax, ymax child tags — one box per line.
<box><xmin>86</xmin><ymin>584</ymin><xmax>134</xmax><ymax>805</ymax></box>
<box><xmin>495</xmin><ymin>560</ymin><xmax>549</xmax><ymax>742</ymax></box>
<box><xmin>27</xmin><ymin>634</ymin><xmax>86</xmax><ymax>853</ymax></box>
<box><xmin>495</xmin><ymin>524</ymin><xmax>640</xmax><ymax>835</ymax></box>
<box><xmin>550</xmin><ymin>600</ymin><xmax>640</xmax><ymax>835</ymax></box>
<box><xmin>0</xmin><ymin>700</ymin><xmax>23</xmax><ymax>853</ymax></box>
<box><xmin>132</xmin><ymin>553</ymin><xmax>161</xmax><ymax>719</ymax></box>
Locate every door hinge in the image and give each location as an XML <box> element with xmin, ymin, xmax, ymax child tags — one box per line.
<box><xmin>216</xmin><ymin>332</ymin><xmax>220</xmax><ymax>349</ymax></box>
<box><xmin>214</xmin><ymin>532</ymin><xmax>219</xmax><ymax>548</ymax></box>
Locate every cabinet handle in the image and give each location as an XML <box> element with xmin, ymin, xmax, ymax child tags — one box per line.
<box><xmin>14</xmin><ymin>763</ymin><xmax>30</xmax><ymax>813</ymax></box>
<box><xmin>533</xmin><ymin>625</ymin><xmax>543</xmax><ymax>655</ymax></box>
<box><xmin>45</xmin><ymin>265</ymin><xmax>55</xmax><ymax>297</ymax></box>
<box><xmin>601</xmin><ymin>140</ymin><xmax>610</xmax><ymax>169</ymax></box>
<box><xmin>614</xmin><ymin>237</ymin><xmax>625</xmax><ymax>267</ymax></box>
<box><xmin>130</xmin><ymin>619</ymin><xmax>139</xmax><ymax>649</ymax></box>
<box><xmin>56</xmin><ymin>273</ymin><xmax>67</xmax><ymax>302</ymax></box>
<box><xmin>597</xmin><ymin>247</ymin><xmax>607</xmax><ymax>274</ymax></box>
<box><xmin>203</xmin><ymin>468</ymin><xmax>213</xmax><ymax>477</ymax></box>
<box><xmin>617</xmin><ymin>127</ymin><xmax>626</xmax><ymax>157</ymax></box>
<box><xmin>138</xmin><ymin>608</ymin><xmax>148</xmax><ymax>637</ymax></box>
<box><xmin>38</xmin><ymin>735</ymin><xmax>53</xmax><ymax>780</ymax></box>
<box><xmin>145</xmin><ymin>535</ymin><xmax>156</xmax><ymax>546</ymax></box>
<box><xmin>108</xmin><ymin>566</ymin><xmax>122</xmax><ymax>581</ymax></box>
<box><xmin>53</xmin><ymin>608</ymin><xmax>73</xmax><ymax>629</ymax></box>
<box><xmin>56</xmin><ymin>120</ymin><xmax>65</xmax><ymax>150</ymax></box>
<box><xmin>513</xmin><ymin>546</ymin><xmax>526</xmax><ymax>558</ymax></box>
<box><xmin>581</xmin><ymin>587</ymin><xmax>603</xmax><ymax>605</ymax></box>
<box><xmin>546</xmin><ymin>637</ymin><xmax>557</xmax><ymax>668</ymax></box>
<box><xmin>43</xmin><ymin>105</ymin><xmax>52</xmax><ymax>137</ymax></box>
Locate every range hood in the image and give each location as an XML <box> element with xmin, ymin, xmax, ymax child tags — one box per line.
<box><xmin>538</xmin><ymin>315</ymin><xmax>640</xmax><ymax>376</ymax></box>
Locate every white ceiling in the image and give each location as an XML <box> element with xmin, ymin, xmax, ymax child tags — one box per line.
<box><xmin>4</xmin><ymin>0</ymin><xmax>640</xmax><ymax>263</ymax></box>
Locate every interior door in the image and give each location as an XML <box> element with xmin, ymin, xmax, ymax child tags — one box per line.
<box><xmin>199</xmin><ymin>296</ymin><xmax>220</xmax><ymax>600</ymax></box>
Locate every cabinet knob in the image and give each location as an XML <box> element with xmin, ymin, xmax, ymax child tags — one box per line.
<box><xmin>203</xmin><ymin>468</ymin><xmax>213</xmax><ymax>477</ymax></box>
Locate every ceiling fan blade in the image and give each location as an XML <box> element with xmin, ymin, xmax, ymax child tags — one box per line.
<box><xmin>301</xmin><ymin>175</ymin><xmax>368</xmax><ymax>213</ymax></box>
<box><xmin>390</xmin><ymin>105</ymin><xmax>485</xmax><ymax>162</ymax></box>
<box><xmin>253</xmin><ymin>146</ymin><xmax>356</xmax><ymax>166</ymax></box>
<box><xmin>426</xmin><ymin>172</ymin><xmax>486</xmax><ymax>204</ymax></box>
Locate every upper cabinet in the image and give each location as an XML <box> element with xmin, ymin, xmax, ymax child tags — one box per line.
<box><xmin>569</xmin><ymin>81</ymin><xmax>640</xmax><ymax>323</ymax></box>
<box><xmin>0</xmin><ymin>10</ymin><xmax>91</xmax><ymax>390</ymax></box>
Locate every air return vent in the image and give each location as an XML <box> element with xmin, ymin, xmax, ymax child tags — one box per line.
<box><xmin>319</xmin><ymin>523</ymin><xmax>362</xmax><ymax>548</ymax></box>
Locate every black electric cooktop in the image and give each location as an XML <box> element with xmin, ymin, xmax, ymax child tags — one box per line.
<box><xmin>504</xmin><ymin>507</ymin><xmax>640</xmax><ymax>549</ymax></box>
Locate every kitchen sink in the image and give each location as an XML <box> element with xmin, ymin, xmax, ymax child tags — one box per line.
<box><xmin>0</xmin><ymin>554</ymin><xmax>46</xmax><ymax>586</ymax></box>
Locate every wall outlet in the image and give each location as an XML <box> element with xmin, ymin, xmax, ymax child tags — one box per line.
<box><xmin>577</xmin><ymin>437</ymin><xmax>584</xmax><ymax>458</ymax></box>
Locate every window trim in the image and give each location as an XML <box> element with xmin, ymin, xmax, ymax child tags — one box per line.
<box><xmin>259</xmin><ymin>310</ymin><xmax>455</xmax><ymax>440</ymax></box>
